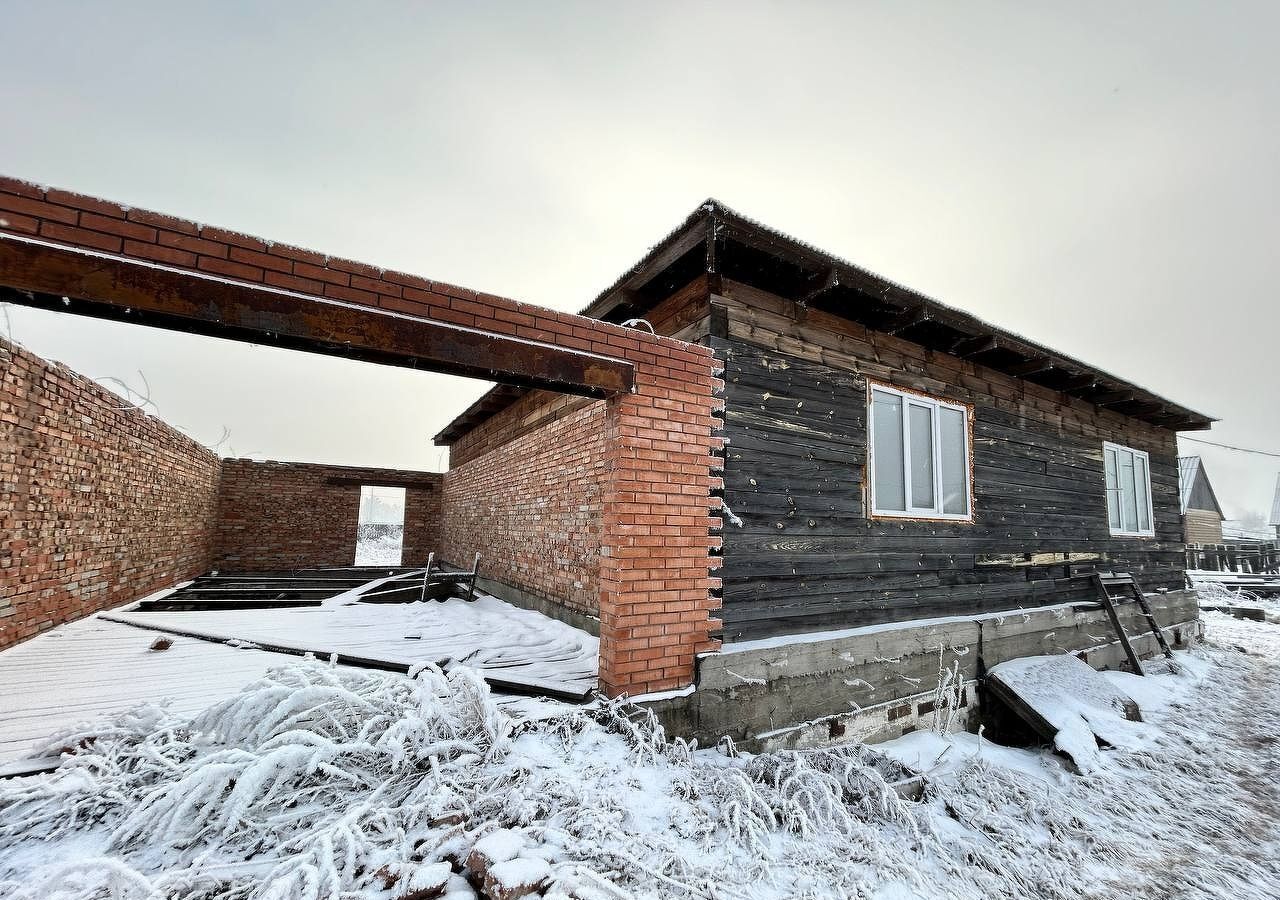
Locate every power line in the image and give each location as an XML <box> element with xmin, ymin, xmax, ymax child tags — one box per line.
<box><xmin>1179</xmin><ymin>435</ymin><xmax>1280</xmax><ymax>460</ymax></box>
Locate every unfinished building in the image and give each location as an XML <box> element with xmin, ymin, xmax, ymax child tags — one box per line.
<box><xmin>0</xmin><ymin>179</ymin><xmax>1212</xmax><ymax>750</ymax></box>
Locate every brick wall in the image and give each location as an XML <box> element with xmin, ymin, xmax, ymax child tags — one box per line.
<box><xmin>0</xmin><ymin>176</ymin><xmax>723</xmax><ymax>696</ymax></box>
<box><xmin>0</xmin><ymin>338</ymin><xmax>222</xmax><ymax>649</ymax></box>
<box><xmin>442</xmin><ymin>391</ymin><xmax>608</xmax><ymax>618</ymax></box>
<box><xmin>215</xmin><ymin>460</ymin><xmax>442</xmax><ymax>571</ymax></box>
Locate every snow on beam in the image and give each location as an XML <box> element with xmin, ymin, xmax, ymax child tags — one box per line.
<box><xmin>0</xmin><ymin>233</ymin><xmax>634</xmax><ymax>398</ymax></box>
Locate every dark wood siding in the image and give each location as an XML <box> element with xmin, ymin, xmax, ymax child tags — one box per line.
<box><xmin>714</xmin><ymin>281</ymin><xmax>1185</xmax><ymax>642</ymax></box>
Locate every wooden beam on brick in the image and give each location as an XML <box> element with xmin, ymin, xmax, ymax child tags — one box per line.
<box><xmin>324</xmin><ymin>476</ymin><xmax>438</xmax><ymax>490</ymax></box>
<box><xmin>0</xmin><ymin>233</ymin><xmax>634</xmax><ymax>398</ymax></box>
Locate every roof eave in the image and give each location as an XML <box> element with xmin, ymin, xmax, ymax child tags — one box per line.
<box><xmin>438</xmin><ymin>198</ymin><xmax>1217</xmax><ymax>443</ymax></box>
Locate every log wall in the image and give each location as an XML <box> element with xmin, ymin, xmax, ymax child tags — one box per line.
<box><xmin>713</xmin><ymin>280</ymin><xmax>1186</xmax><ymax>641</ymax></box>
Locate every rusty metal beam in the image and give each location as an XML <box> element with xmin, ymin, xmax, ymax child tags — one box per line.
<box><xmin>0</xmin><ymin>234</ymin><xmax>633</xmax><ymax>397</ymax></box>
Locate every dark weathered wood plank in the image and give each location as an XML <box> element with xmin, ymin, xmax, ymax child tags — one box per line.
<box><xmin>717</xmin><ymin>329</ymin><xmax>1188</xmax><ymax>641</ymax></box>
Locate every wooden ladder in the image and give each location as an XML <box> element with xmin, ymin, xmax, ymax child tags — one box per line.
<box><xmin>1091</xmin><ymin>571</ymin><xmax>1175</xmax><ymax>677</ymax></box>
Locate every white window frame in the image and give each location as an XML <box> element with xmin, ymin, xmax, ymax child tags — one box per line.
<box><xmin>1103</xmin><ymin>441</ymin><xmax>1156</xmax><ymax>538</ymax></box>
<box><xmin>867</xmin><ymin>382</ymin><xmax>973</xmax><ymax>521</ymax></box>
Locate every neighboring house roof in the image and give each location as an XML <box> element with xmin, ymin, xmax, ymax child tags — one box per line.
<box><xmin>1270</xmin><ymin>473</ymin><xmax>1280</xmax><ymax>527</ymax></box>
<box><xmin>1177</xmin><ymin>456</ymin><xmax>1225</xmax><ymax>518</ymax></box>
<box><xmin>437</xmin><ymin>199</ymin><xmax>1216</xmax><ymax>444</ymax></box>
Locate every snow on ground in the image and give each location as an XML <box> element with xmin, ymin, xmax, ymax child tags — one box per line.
<box><xmin>107</xmin><ymin>587</ymin><xmax>599</xmax><ymax>697</ymax></box>
<box><xmin>0</xmin><ymin>586</ymin><xmax>597</xmax><ymax>765</ymax></box>
<box><xmin>1193</xmin><ymin>579</ymin><xmax>1280</xmax><ymax>618</ymax></box>
<box><xmin>354</xmin><ymin>534</ymin><xmax>404</xmax><ymax>566</ymax></box>
<box><xmin>2</xmin><ymin>604</ymin><xmax>1278</xmax><ymax>899</ymax></box>
<box><xmin>0</xmin><ymin>617</ymin><xmax>319</xmax><ymax>767</ymax></box>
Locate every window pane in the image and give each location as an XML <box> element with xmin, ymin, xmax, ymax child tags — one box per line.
<box><xmin>909</xmin><ymin>402</ymin><xmax>935</xmax><ymax>509</ymax></box>
<box><xmin>1104</xmin><ymin>448</ymin><xmax>1121</xmax><ymax>530</ymax></box>
<box><xmin>940</xmin><ymin>407</ymin><xmax>968</xmax><ymax>515</ymax></box>
<box><xmin>1120</xmin><ymin>450</ymin><xmax>1138</xmax><ymax>532</ymax></box>
<box><xmin>872</xmin><ymin>391</ymin><xmax>905</xmax><ymax>511</ymax></box>
<box><xmin>1135</xmin><ymin>454</ymin><xmax>1151</xmax><ymax>532</ymax></box>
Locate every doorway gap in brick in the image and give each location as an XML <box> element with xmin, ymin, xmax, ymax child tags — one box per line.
<box><xmin>355</xmin><ymin>485</ymin><xmax>407</xmax><ymax>565</ymax></box>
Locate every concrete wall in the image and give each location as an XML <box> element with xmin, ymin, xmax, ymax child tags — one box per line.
<box><xmin>215</xmin><ymin>460</ymin><xmax>442</xmax><ymax>571</ymax></box>
<box><xmin>647</xmin><ymin>589</ymin><xmax>1199</xmax><ymax>750</ymax></box>
<box><xmin>0</xmin><ymin>338</ymin><xmax>222</xmax><ymax>649</ymax></box>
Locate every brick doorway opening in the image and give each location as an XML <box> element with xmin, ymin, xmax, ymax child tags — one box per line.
<box><xmin>355</xmin><ymin>486</ymin><xmax>407</xmax><ymax>566</ymax></box>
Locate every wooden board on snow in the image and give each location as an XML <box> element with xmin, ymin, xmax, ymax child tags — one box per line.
<box><xmin>986</xmin><ymin>654</ymin><xmax>1141</xmax><ymax>772</ymax></box>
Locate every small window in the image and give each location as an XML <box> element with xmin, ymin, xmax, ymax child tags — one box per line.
<box><xmin>869</xmin><ymin>383</ymin><xmax>971</xmax><ymax>520</ymax></box>
<box><xmin>1103</xmin><ymin>442</ymin><xmax>1154</xmax><ymax>537</ymax></box>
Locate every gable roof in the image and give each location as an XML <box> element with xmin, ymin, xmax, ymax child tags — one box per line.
<box><xmin>1177</xmin><ymin>456</ymin><xmax>1225</xmax><ymax>518</ymax></box>
<box><xmin>438</xmin><ymin>199</ymin><xmax>1215</xmax><ymax>444</ymax></box>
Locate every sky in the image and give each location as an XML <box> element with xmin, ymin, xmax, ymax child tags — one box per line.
<box><xmin>1</xmin><ymin>1</ymin><xmax>1277</xmax><ymax>519</ymax></box>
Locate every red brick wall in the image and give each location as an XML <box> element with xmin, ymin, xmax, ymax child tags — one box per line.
<box><xmin>442</xmin><ymin>392</ymin><xmax>608</xmax><ymax>618</ymax></box>
<box><xmin>0</xmin><ymin>176</ymin><xmax>722</xmax><ymax>696</ymax></box>
<box><xmin>0</xmin><ymin>338</ymin><xmax>222</xmax><ymax>649</ymax></box>
<box><xmin>215</xmin><ymin>460</ymin><xmax>442</xmax><ymax>571</ymax></box>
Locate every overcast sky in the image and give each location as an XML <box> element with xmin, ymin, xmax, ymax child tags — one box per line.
<box><xmin>2</xmin><ymin>1</ymin><xmax>1277</xmax><ymax>519</ymax></box>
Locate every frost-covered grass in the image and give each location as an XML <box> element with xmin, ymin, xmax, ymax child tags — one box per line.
<box><xmin>2</xmin><ymin>612</ymin><xmax>1278</xmax><ymax>899</ymax></box>
<box><xmin>1194</xmin><ymin>579</ymin><xmax>1280</xmax><ymax>615</ymax></box>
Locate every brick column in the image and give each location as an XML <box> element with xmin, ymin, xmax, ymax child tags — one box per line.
<box><xmin>597</xmin><ymin>351</ymin><xmax>724</xmax><ymax>697</ymax></box>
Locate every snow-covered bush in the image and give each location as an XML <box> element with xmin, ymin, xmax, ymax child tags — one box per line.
<box><xmin>3</xmin><ymin>623</ymin><xmax>1278</xmax><ymax>899</ymax></box>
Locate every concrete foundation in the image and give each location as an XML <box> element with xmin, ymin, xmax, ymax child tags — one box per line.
<box><xmin>644</xmin><ymin>590</ymin><xmax>1200</xmax><ymax>751</ymax></box>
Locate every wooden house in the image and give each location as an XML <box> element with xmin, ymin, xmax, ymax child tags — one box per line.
<box><xmin>1178</xmin><ymin>456</ymin><xmax>1225</xmax><ymax>544</ymax></box>
<box><xmin>437</xmin><ymin>200</ymin><xmax>1214</xmax><ymax>744</ymax></box>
